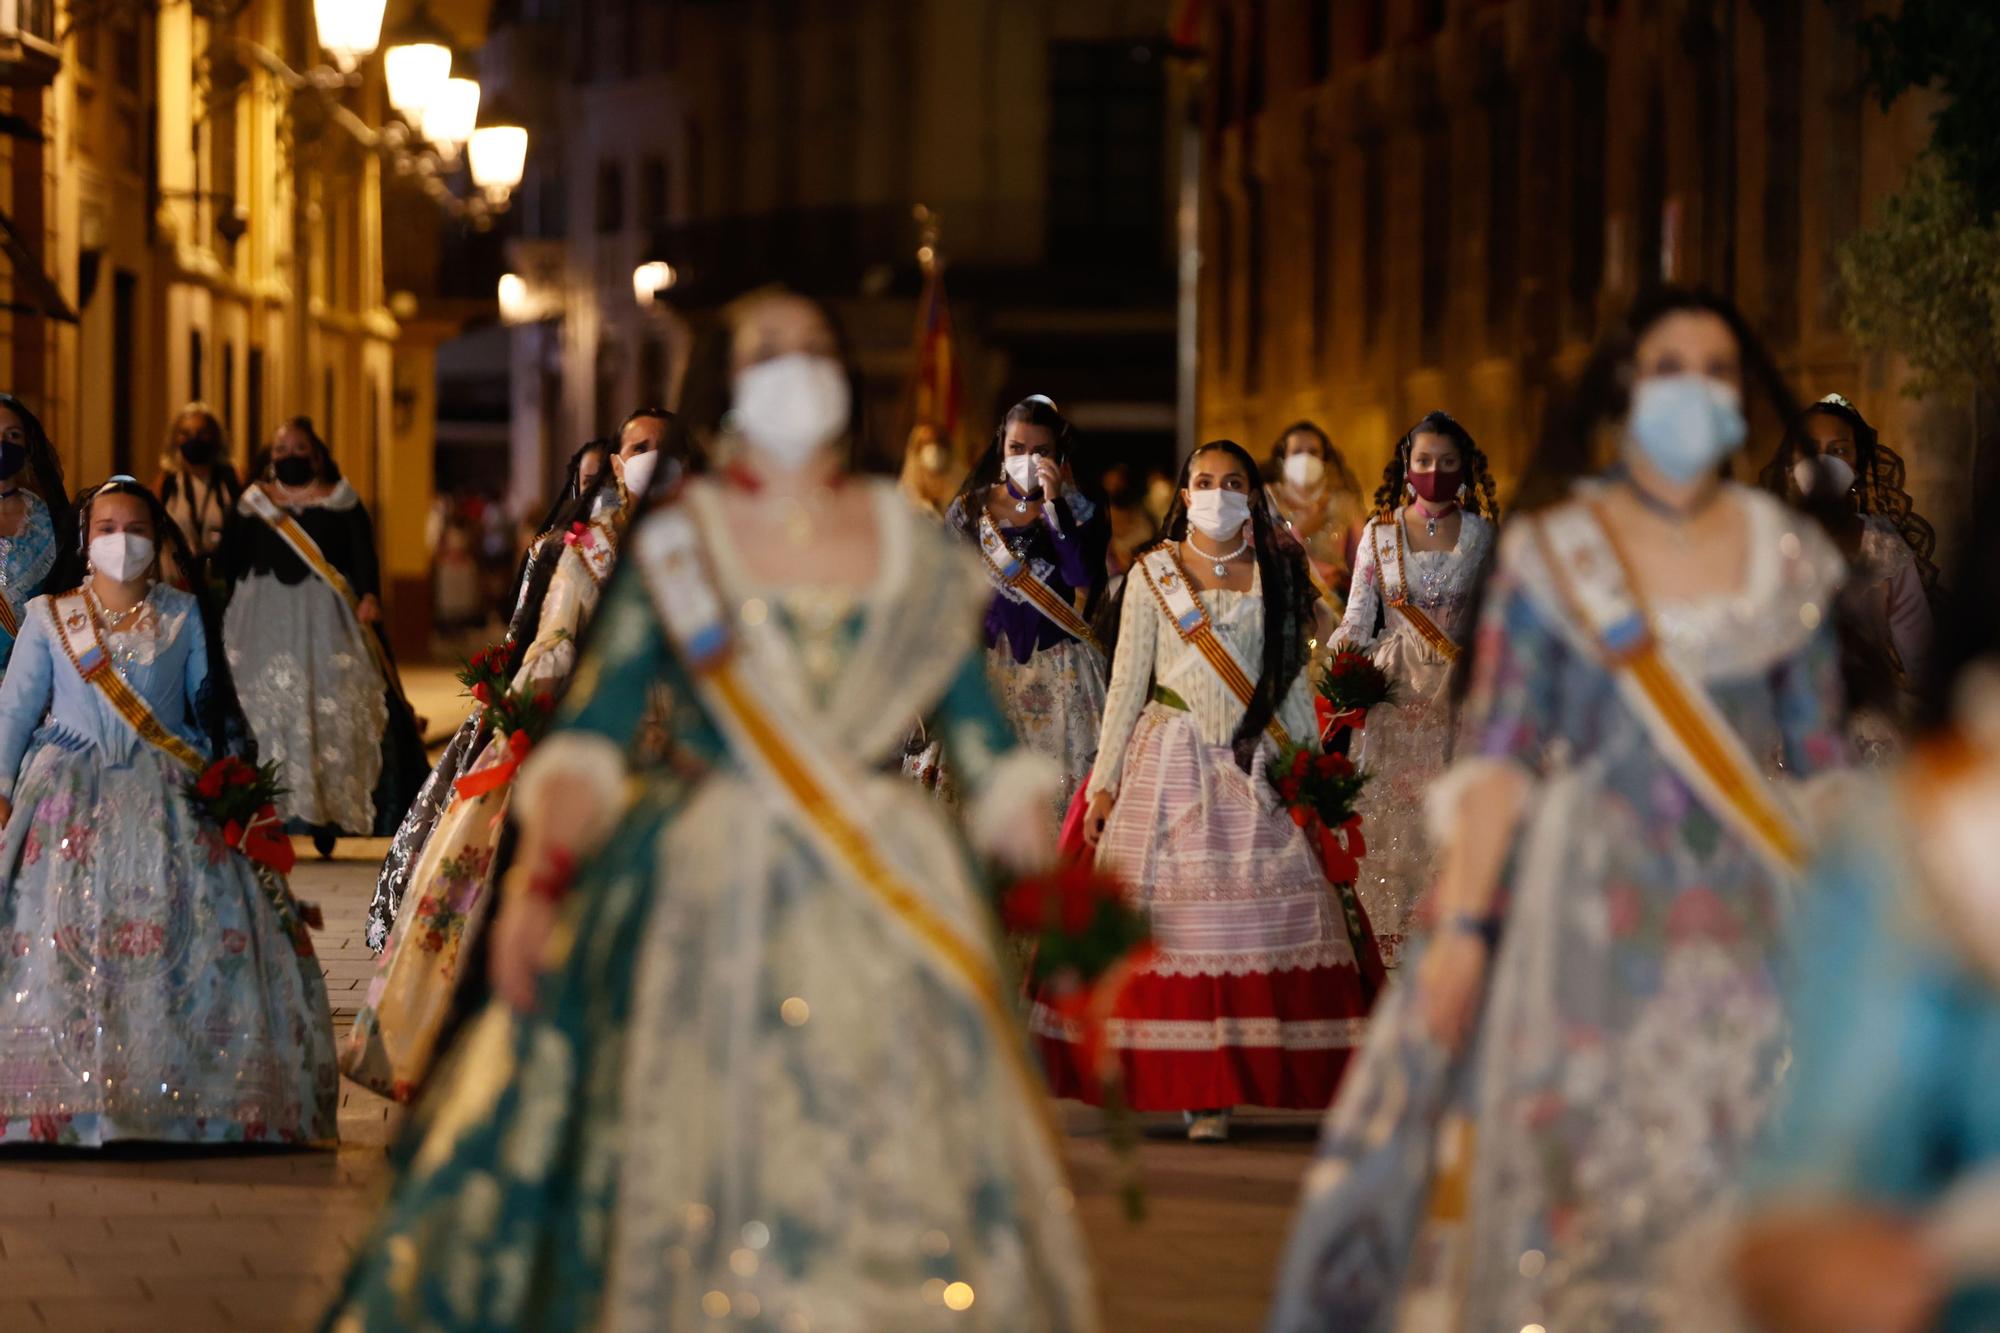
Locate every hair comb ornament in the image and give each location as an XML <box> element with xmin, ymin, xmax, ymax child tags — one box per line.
<box><xmin>1819</xmin><ymin>392</ymin><xmax>1856</xmax><ymax>410</ymax></box>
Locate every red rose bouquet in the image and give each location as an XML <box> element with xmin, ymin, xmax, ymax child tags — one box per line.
<box><xmin>456</xmin><ymin>639</ymin><xmax>522</xmax><ymax>712</ymax></box>
<box><xmin>1315</xmin><ymin>649</ymin><xmax>1393</xmax><ymax>740</ymax></box>
<box><xmin>1267</xmin><ymin>743</ymin><xmax>1370</xmax><ymax>884</ymax></box>
<box><xmin>1001</xmin><ymin>862</ymin><xmax>1153</xmax><ymax>1217</ymax></box>
<box><xmin>185</xmin><ymin>756</ymin><xmax>300</xmax><ymax>880</ymax></box>
<box><xmin>452</xmin><ymin>682</ymin><xmax>561</xmax><ymax>800</ymax></box>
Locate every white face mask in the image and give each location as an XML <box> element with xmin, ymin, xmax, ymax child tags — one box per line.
<box><xmin>1282</xmin><ymin>452</ymin><xmax>1325</xmax><ymax>489</ymax></box>
<box><xmin>618</xmin><ymin>449</ymin><xmax>660</xmax><ymax>499</ymax></box>
<box><xmin>731</xmin><ymin>353</ymin><xmax>851</xmax><ymax>471</ymax></box>
<box><xmin>1185</xmin><ymin>489</ymin><xmax>1252</xmax><ymax>541</ymax></box>
<box><xmin>1002</xmin><ymin>453</ymin><xmax>1045</xmax><ymax>497</ymax></box>
<box><xmin>90</xmin><ymin>532</ymin><xmax>155</xmax><ymax>584</ymax></box>
<box><xmin>1792</xmin><ymin>455</ymin><xmax>1856</xmax><ymax>500</ymax></box>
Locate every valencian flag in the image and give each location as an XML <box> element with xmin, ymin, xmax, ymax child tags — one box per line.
<box><xmin>909</xmin><ymin>264</ymin><xmax>963</xmax><ymax>452</ymax></box>
<box><xmin>1168</xmin><ymin>0</ymin><xmax>1209</xmax><ymax>50</ymax></box>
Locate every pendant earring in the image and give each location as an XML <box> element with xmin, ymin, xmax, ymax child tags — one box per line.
<box><xmin>1405</xmin><ymin>480</ymin><xmax>1416</xmax><ymax>499</ymax></box>
<box><xmin>1456</xmin><ymin>482</ymin><xmax>1469</xmax><ymax>504</ymax></box>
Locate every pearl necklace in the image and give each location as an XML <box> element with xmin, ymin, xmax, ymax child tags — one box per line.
<box><xmin>1185</xmin><ymin>530</ymin><xmax>1251</xmax><ymax>577</ymax></box>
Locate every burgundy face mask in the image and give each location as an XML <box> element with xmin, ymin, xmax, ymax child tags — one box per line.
<box><xmin>1407</xmin><ymin>466</ymin><xmax>1461</xmax><ymax>505</ymax></box>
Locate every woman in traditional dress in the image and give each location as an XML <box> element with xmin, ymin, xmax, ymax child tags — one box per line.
<box><xmin>154</xmin><ymin>402</ymin><xmax>243</xmax><ymax>592</ymax></box>
<box><xmin>1269</xmin><ymin>289</ymin><xmax>1851</xmax><ymax>1333</ymax></box>
<box><xmin>0</xmin><ymin>395</ymin><xmax>73</xmax><ymax>677</ymax></box>
<box><xmin>1041</xmin><ymin>439</ymin><xmax>1382</xmax><ymax>1143</ymax></box>
<box><xmin>366</xmin><ymin>426</ymin><xmax>675</xmax><ymax>950</ymax></box>
<box><xmin>1332</xmin><ymin>412</ymin><xmax>1498</xmax><ymax>967</ymax></box>
<box><xmin>944</xmin><ymin>395</ymin><xmax>1110</xmax><ymax>820</ymax></box>
<box><xmin>341</xmin><ymin>445</ymin><xmax>638</xmax><ymax>1100</ymax></box>
<box><xmin>0</xmin><ymin>478</ymin><xmax>336</xmax><ymax>1146</ymax></box>
<box><xmin>222</xmin><ymin>416</ymin><xmax>426</xmax><ymax>858</ymax></box>
<box><xmin>1734</xmin><ymin>521</ymin><xmax>2000</xmax><ymax>1333</ymax></box>
<box><xmin>1761</xmin><ymin>393</ymin><xmax>1938</xmax><ymax>762</ymax></box>
<box><xmin>323</xmin><ymin>288</ymin><xmax>1095</xmax><ymax>1332</ymax></box>
<box><xmin>1267</xmin><ymin>420</ymin><xmax>1367</xmax><ymax>614</ymax></box>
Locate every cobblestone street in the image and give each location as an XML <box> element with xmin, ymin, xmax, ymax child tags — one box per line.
<box><xmin>0</xmin><ymin>673</ymin><xmax>1318</xmax><ymax>1332</ymax></box>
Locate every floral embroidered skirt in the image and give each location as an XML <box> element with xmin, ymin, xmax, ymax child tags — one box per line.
<box><xmin>1030</xmin><ymin>705</ymin><xmax>1381</xmax><ymax>1112</ymax></box>
<box><xmin>0</xmin><ymin>743</ymin><xmax>338</xmax><ymax>1146</ymax></box>
<box><xmin>340</xmin><ymin>734</ymin><xmax>513</xmax><ymax>1102</ymax></box>
<box><xmin>225</xmin><ymin>574</ymin><xmax>393</xmax><ymax>834</ymax></box>
<box><xmin>323</xmin><ymin>775</ymin><xmax>1097</xmax><ymax>1333</ymax></box>
<box><xmin>986</xmin><ymin>638</ymin><xmax>1106</xmax><ymax>822</ymax></box>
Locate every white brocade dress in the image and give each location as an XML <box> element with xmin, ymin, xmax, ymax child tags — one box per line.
<box><xmin>1334</xmin><ymin>509</ymin><xmax>1493</xmax><ymax>967</ymax></box>
<box><xmin>0</xmin><ymin>586</ymin><xmax>337</xmax><ymax>1145</ymax></box>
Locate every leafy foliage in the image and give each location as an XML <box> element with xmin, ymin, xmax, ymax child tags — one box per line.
<box><xmin>1837</xmin><ymin>157</ymin><xmax>2000</xmax><ymax>398</ymax></box>
<box><xmin>1854</xmin><ymin>1</ymin><xmax>2000</xmax><ymax>220</ymax></box>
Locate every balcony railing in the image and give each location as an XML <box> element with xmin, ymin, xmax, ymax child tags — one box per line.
<box><xmin>0</xmin><ymin>0</ymin><xmax>60</xmax><ymax>87</ymax></box>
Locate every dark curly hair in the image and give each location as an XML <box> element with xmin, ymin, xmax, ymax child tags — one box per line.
<box><xmin>1267</xmin><ymin>420</ymin><xmax>1363</xmax><ymax>498</ymax></box>
<box><xmin>1758</xmin><ymin>396</ymin><xmax>1940</xmax><ymax>597</ymax></box>
<box><xmin>1372</xmin><ymin>410</ymin><xmax>1500</xmax><ymax>522</ymax></box>
<box><xmin>1143</xmin><ymin>438</ymin><xmax>1320</xmax><ymax>772</ymax></box>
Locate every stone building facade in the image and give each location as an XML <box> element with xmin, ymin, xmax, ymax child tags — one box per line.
<box><xmin>1193</xmin><ymin>0</ymin><xmax>1977</xmax><ymax>553</ymax></box>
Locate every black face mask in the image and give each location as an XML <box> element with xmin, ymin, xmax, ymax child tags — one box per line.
<box><xmin>0</xmin><ymin>441</ymin><xmax>25</xmax><ymax>481</ymax></box>
<box><xmin>274</xmin><ymin>455</ymin><xmax>316</xmax><ymax>486</ymax></box>
<box><xmin>180</xmin><ymin>436</ymin><xmax>220</xmax><ymax>467</ymax></box>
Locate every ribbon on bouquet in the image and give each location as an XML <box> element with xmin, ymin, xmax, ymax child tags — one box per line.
<box><xmin>452</xmin><ymin>729</ymin><xmax>534</xmax><ymax>801</ymax></box>
<box><xmin>1315</xmin><ymin>695</ymin><xmax>1369</xmax><ymax>743</ymax></box>
<box><xmin>221</xmin><ymin>802</ymin><xmax>299</xmax><ymax>877</ymax></box>
<box><xmin>1311</xmin><ymin>812</ymin><xmax>1368</xmax><ymax>886</ymax></box>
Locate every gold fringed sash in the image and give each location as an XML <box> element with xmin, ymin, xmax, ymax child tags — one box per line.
<box><xmin>0</xmin><ymin>593</ymin><xmax>18</xmax><ymax>641</ymax></box>
<box><xmin>1533</xmin><ymin>503</ymin><xmax>1808</xmax><ymax>877</ymax></box>
<box><xmin>1137</xmin><ymin>546</ymin><xmax>1292</xmax><ymax>746</ymax></box>
<box><xmin>241</xmin><ymin>487</ymin><xmax>410</xmax><ymax>709</ymax></box>
<box><xmin>632</xmin><ymin>506</ymin><xmax>1063</xmax><ymax>1156</ymax></box>
<box><xmin>974</xmin><ymin>512</ymin><xmax>1105</xmax><ymax>654</ymax></box>
<box><xmin>1377</xmin><ymin>513</ymin><xmax>1462</xmax><ymax>664</ymax></box>
<box><xmin>49</xmin><ymin>591</ymin><xmax>205</xmax><ymax>774</ymax></box>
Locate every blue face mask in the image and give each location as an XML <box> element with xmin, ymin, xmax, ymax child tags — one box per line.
<box><xmin>1624</xmin><ymin>374</ymin><xmax>1747</xmax><ymax>484</ymax></box>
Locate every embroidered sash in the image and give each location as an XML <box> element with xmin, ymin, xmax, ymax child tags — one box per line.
<box><xmin>973</xmin><ymin>512</ymin><xmax>1105</xmax><ymax>654</ymax></box>
<box><xmin>1533</xmin><ymin>502</ymin><xmax>1808</xmax><ymax>877</ymax></box>
<box><xmin>1136</xmin><ymin>546</ymin><xmax>1291</xmax><ymax>746</ymax></box>
<box><xmin>49</xmin><ymin>591</ymin><xmax>206</xmax><ymax>773</ymax></box>
<box><xmin>631</xmin><ymin>505</ymin><xmax>1061</xmax><ymax>1154</ymax></box>
<box><xmin>241</xmin><ymin>487</ymin><xmax>410</xmax><ymax>709</ymax></box>
<box><xmin>1374</xmin><ymin>512</ymin><xmax>1461</xmax><ymax>663</ymax></box>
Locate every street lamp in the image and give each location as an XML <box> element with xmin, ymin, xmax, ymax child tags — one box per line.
<box><xmin>469</xmin><ymin>125</ymin><xmax>528</xmax><ymax>203</ymax></box>
<box><xmin>422</xmin><ymin>76</ymin><xmax>481</xmax><ymax>160</ymax></box>
<box><xmin>382</xmin><ymin>2</ymin><xmax>454</xmax><ymax>123</ymax></box>
<box><xmin>498</xmin><ymin>272</ymin><xmax>533</xmax><ymax>323</ymax></box>
<box><xmin>633</xmin><ymin>260</ymin><xmax>676</xmax><ymax>306</ymax></box>
<box><xmin>313</xmin><ymin>0</ymin><xmax>388</xmax><ymax>75</ymax></box>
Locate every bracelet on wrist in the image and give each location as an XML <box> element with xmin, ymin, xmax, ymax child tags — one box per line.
<box><xmin>1447</xmin><ymin>912</ymin><xmax>1501</xmax><ymax>952</ymax></box>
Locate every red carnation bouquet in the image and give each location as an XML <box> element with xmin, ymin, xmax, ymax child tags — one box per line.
<box><xmin>186</xmin><ymin>756</ymin><xmax>305</xmax><ymax>887</ymax></box>
<box><xmin>1316</xmin><ymin>648</ymin><xmax>1393</xmax><ymax>741</ymax></box>
<box><xmin>1001</xmin><ymin>862</ymin><xmax>1153</xmax><ymax>1217</ymax></box>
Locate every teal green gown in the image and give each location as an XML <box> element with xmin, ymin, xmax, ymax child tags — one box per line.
<box><xmin>325</xmin><ymin>482</ymin><xmax>1096</xmax><ymax>1332</ymax></box>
